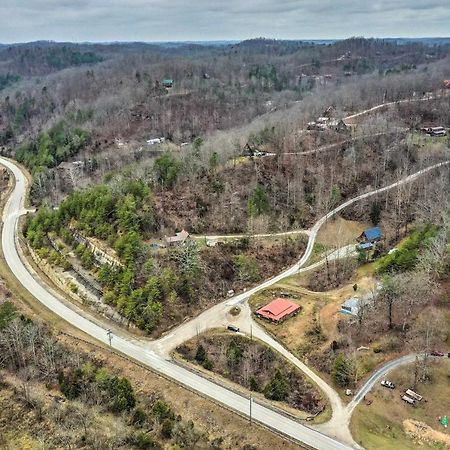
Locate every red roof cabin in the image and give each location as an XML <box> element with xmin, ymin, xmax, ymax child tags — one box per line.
<box><xmin>256</xmin><ymin>298</ymin><xmax>301</xmax><ymax>323</ymax></box>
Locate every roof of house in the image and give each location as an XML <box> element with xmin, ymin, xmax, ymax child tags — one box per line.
<box><xmin>340</xmin><ymin>297</ymin><xmax>361</xmax><ymax>315</ymax></box>
<box><xmin>256</xmin><ymin>298</ymin><xmax>300</xmax><ymax>322</ymax></box>
<box><xmin>358</xmin><ymin>242</ymin><xmax>373</xmax><ymax>250</ymax></box>
<box><xmin>363</xmin><ymin>226</ymin><xmax>382</xmax><ymax>241</ymax></box>
<box><xmin>163</xmin><ymin>79</ymin><xmax>173</xmax><ymax>84</ymax></box>
<box><xmin>342</xmin><ymin>297</ymin><xmax>360</xmax><ymax>308</ymax></box>
<box><xmin>166</xmin><ymin>229</ymin><xmax>189</xmax><ymax>243</ymax></box>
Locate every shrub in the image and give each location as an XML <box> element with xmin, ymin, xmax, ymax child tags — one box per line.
<box><xmin>152</xmin><ymin>400</ymin><xmax>175</xmax><ymax>422</ymax></box>
<box><xmin>109</xmin><ymin>376</ymin><xmax>136</xmax><ymax>412</ymax></box>
<box><xmin>202</xmin><ymin>358</ymin><xmax>214</xmax><ymax>370</ymax></box>
<box><xmin>134</xmin><ymin>432</ymin><xmax>162</xmax><ymax>450</ymax></box>
<box><xmin>332</xmin><ymin>353</ymin><xmax>352</xmax><ymax>387</ymax></box>
<box><xmin>0</xmin><ymin>302</ymin><xmax>17</xmax><ymax>330</ymax></box>
<box><xmin>264</xmin><ymin>369</ymin><xmax>288</xmax><ymax>401</ymax></box>
<box><xmin>59</xmin><ymin>369</ymin><xmax>83</xmax><ymax>400</ymax></box>
<box><xmin>249</xmin><ymin>376</ymin><xmax>260</xmax><ymax>392</ymax></box>
<box><xmin>131</xmin><ymin>407</ymin><xmax>148</xmax><ymax>428</ymax></box>
<box><xmin>160</xmin><ymin>418</ymin><xmax>174</xmax><ymax>439</ymax></box>
<box><xmin>226</xmin><ymin>339</ymin><xmax>243</xmax><ymax>369</ymax></box>
<box><xmin>195</xmin><ymin>344</ymin><xmax>207</xmax><ymax>363</ymax></box>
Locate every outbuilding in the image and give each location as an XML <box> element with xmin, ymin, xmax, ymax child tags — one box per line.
<box><xmin>165</xmin><ymin>229</ymin><xmax>190</xmax><ymax>246</ymax></box>
<box><xmin>340</xmin><ymin>297</ymin><xmax>362</xmax><ymax>316</ymax></box>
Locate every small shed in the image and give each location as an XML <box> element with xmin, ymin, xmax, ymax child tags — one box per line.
<box><xmin>162</xmin><ymin>79</ymin><xmax>174</xmax><ymax>88</ymax></box>
<box><xmin>340</xmin><ymin>297</ymin><xmax>362</xmax><ymax>316</ymax></box>
<box><xmin>357</xmin><ymin>242</ymin><xmax>373</xmax><ymax>251</ymax></box>
<box><xmin>165</xmin><ymin>229</ymin><xmax>189</xmax><ymax>246</ymax></box>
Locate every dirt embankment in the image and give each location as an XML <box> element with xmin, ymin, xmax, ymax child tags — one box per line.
<box><xmin>403</xmin><ymin>419</ymin><xmax>450</xmax><ymax>448</ymax></box>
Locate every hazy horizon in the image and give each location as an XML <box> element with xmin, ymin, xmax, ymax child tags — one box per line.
<box><xmin>2</xmin><ymin>1</ymin><xmax>449</xmax><ymax>44</ymax></box>
<box><xmin>1</xmin><ymin>36</ymin><xmax>450</xmax><ymax>46</ymax></box>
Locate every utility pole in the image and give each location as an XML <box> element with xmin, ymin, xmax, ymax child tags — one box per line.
<box><xmin>249</xmin><ymin>394</ymin><xmax>253</xmax><ymax>425</ymax></box>
<box><xmin>107</xmin><ymin>329</ymin><xmax>113</xmax><ymax>347</ymax></box>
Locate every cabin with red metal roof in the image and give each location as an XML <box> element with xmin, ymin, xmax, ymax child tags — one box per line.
<box><xmin>256</xmin><ymin>298</ymin><xmax>301</xmax><ymax>323</ymax></box>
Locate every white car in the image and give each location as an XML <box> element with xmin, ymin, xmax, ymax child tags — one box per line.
<box><xmin>381</xmin><ymin>380</ymin><xmax>395</xmax><ymax>389</ymax></box>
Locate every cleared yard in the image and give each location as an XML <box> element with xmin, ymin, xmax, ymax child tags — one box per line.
<box><xmin>351</xmin><ymin>360</ymin><xmax>450</xmax><ymax>450</ymax></box>
<box><xmin>316</xmin><ymin>217</ymin><xmax>370</xmax><ymax>247</ymax></box>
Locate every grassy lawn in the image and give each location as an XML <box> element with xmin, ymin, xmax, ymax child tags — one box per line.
<box><xmin>351</xmin><ymin>360</ymin><xmax>450</xmax><ymax>450</ymax></box>
<box><xmin>404</xmin><ymin>131</ymin><xmax>447</xmax><ymax>156</ymax></box>
<box><xmin>316</xmin><ymin>217</ymin><xmax>370</xmax><ymax>248</ymax></box>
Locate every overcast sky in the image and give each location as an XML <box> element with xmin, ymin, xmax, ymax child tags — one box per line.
<box><xmin>1</xmin><ymin>0</ymin><xmax>450</xmax><ymax>43</ymax></box>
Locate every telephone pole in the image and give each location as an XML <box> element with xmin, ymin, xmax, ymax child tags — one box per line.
<box><xmin>107</xmin><ymin>329</ymin><xmax>113</xmax><ymax>346</ymax></box>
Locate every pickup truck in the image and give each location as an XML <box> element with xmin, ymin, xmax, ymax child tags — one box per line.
<box><xmin>227</xmin><ymin>325</ymin><xmax>240</xmax><ymax>332</ymax></box>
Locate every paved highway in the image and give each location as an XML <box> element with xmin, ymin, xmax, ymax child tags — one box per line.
<box><xmin>0</xmin><ymin>157</ymin><xmax>353</xmax><ymax>450</ymax></box>
<box><xmin>2</xmin><ymin>156</ymin><xmax>449</xmax><ymax>449</ymax></box>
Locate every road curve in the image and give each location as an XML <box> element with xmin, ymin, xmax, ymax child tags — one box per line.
<box><xmin>208</xmin><ymin>159</ymin><xmax>450</xmax><ymax>312</ymax></box>
<box><xmin>347</xmin><ymin>354</ymin><xmax>421</xmax><ymax>414</ymax></box>
<box><xmin>2</xmin><ymin>157</ymin><xmax>449</xmax><ymax>449</ymax></box>
<box><xmin>0</xmin><ymin>157</ymin><xmax>353</xmax><ymax>450</ymax></box>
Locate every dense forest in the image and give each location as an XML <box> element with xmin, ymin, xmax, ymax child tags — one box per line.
<box><xmin>24</xmin><ymin>173</ymin><xmax>307</xmax><ymax>335</ymax></box>
<box><xmin>9</xmin><ymin>37</ymin><xmax>449</xmax><ymax>337</ymax></box>
<box><xmin>1</xmin><ymin>36</ymin><xmax>450</xmax><ymax>450</ymax></box>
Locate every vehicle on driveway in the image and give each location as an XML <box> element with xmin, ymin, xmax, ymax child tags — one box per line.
<box><xmin>381</xmin><ymin>380</ymin><xmax>395</xmax><ymax>389</ymax></box>
<box><xmin>430</xmin><ymin>351</ymin><xmax>445</xmax><ymax>357</ymax></box>
<box><xmin>227</xmin><ymin>325</ymin><xmax>240</xmax><ymax>332</ymax></box>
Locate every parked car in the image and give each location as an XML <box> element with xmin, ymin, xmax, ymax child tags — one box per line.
<box><xmin>381</xmin><ymin>380</ymin><xmax>395</xmax><ymax>389</ymax></box>
<box><xmin>430</xmin><ymin>351</ymin><xmax>445</xmax><ymax>357</ymax></box>
<box><xmin>227</xmin><ymin>325</ymin><xmax>240</xmax><ymax>332</ymax></box>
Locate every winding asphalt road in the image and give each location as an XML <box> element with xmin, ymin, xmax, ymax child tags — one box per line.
<box><xmin>0</xmin><ymin>156</ymin><xmax>353</xmax><ymax>450</ymax></box>
<box><xmin>2</xmin><ymin>156</ymin><xmax>449</xmax><ymax>449</ymax></box>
